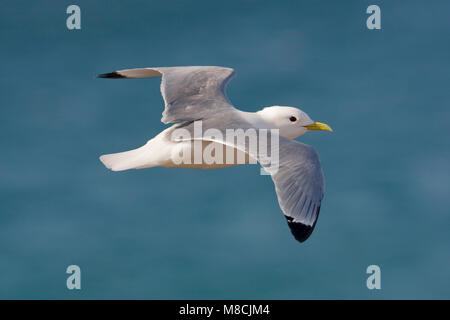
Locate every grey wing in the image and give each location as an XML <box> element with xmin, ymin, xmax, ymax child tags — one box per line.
<box><xmin>175</xmin><ymin>119</ymin><xmax>325</xmax><ymax>243</ymax></box>
<box><xmin>270</xmin><ymin>137</ymin><xmax>324</xmax><ymax>242</ymax></box>
<box><xmin>98</xmin><ymin>66</ymin><xmax>236</xmax><ymax>124</ymax></box>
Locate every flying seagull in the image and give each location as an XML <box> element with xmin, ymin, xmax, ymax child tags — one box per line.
<box><xmin>98</xmin><ymin>66</ymin><xmax>332</xmax><ymax>243</ymax></box>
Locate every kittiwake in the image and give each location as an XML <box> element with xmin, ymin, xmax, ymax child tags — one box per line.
<box><xmin>98</xmin><ymin>66</ymin><xmax>332</xmax><ymax>243</ymax></box>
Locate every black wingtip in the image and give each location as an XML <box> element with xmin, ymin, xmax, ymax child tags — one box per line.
<box><xmin>97</xmin><ymin>71</ymin><xmax>125</xmax><ymax>79</ymax></box>
<box><xmin>286</xmin><ymin>220</ymin><xmax>314</xmax><ymax>242</ymax></box>
<box><xmin>285</xmin><ymin>205</ymin><xmax>321</xmax><ymax>243</ymax></box>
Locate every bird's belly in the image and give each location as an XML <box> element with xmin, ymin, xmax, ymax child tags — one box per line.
<box><xmin>162</xmin><ymin>141</ymin><xmax>256</xmax><ymax>169</ymax></box>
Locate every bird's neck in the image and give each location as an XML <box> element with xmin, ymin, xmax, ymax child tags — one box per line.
<box><xmin>236</xmin><ymin>110</ymin><xmax>276</xmax><ymax>129</ymax></box>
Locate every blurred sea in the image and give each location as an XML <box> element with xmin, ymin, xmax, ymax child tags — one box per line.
<box><xmin>0</xmin><ymin>0</ymin><xmax>449</xmax><ymax>299</ymax></box>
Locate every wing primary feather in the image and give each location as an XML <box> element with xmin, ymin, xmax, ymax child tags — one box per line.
<box><xmin>286</xmin><ymin>204</ymin><xmax>321</xmax><ymax>242</ymax></box>
<box><xmin>286</xmin><ymin>220</ymin><xmax>314</xmax><ymax>243</ymax></box>
<box><xmin>97</xmin><ymin>72</ymin><xmax>126</xmax><ymax>79</ymax></box>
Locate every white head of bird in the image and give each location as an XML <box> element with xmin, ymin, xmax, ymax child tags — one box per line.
<box><xmin>257</xmin><ymin>106</ymin><xmax>332</xmax><ymax>139</ymax></box>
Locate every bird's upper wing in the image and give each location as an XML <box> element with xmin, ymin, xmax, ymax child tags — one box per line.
<box><xmin>176</xmin><ymin>117</ymin><xmax>325</xmax><ymax>243</ymax></box>
<box><xmin>98</xmin><ymin>66</ymin><xmax>236</xmax><ymax>124</ymax></box>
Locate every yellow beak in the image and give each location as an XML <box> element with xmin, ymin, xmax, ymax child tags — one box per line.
<box><xmin>305</xmin><ymin>122</ymin><xmax>333</xmax><ymax>132</ymax></box>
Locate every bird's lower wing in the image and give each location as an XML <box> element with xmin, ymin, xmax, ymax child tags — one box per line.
<box><xmin>270</xmin><ymin>138</ymin><xmax>324</xmax><ymax>242</ymax></box>
<box><xmin>175</xmin><ymin>118</ymin><xmax>325</xmax><ymax>243</ymax></box>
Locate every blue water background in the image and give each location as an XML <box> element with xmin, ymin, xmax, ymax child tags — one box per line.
<box><xmin>0</xmin><ymin>0</ymin><xmax>449</xmax><ymax>299</ymax></box>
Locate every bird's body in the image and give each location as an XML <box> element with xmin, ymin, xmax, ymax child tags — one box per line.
<box><xmin>100</xmin><ymin>109</ymin><xmax>277</xmax><ymax>171</ymax></box>
<box><xmin>100</xmin><ymin>125</ymin><xmax>253</xmax><ymax>170</ymax></box>
<box><xmin>98</xmin><ymin>66</ymin><xmax>332</xmax><ymax>243</ymax></box>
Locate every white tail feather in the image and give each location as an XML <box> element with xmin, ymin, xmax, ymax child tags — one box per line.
<box><xmin>99</xmin><ymin>145</ymin><xmax>154</xmax><ymax>171</ymax></box>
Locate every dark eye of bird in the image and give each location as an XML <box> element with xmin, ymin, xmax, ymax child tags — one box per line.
<box><xmin>289</xmin><ymin>116</ymin><xmax>297</xmax><ymax>122</ymax></box>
